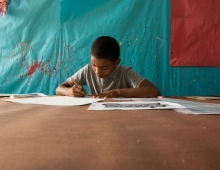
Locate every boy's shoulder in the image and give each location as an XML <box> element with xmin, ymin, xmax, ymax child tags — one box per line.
<box><xmin>113</xmin><ymin>65</ymin><xmax>134</xmax><ymax>76</ymax></box>
<box><xmin>118</xmin><ymin>65</ymin><xmax>132</xmax><ymax>72</ymax></box>
<box><xmin>119</xmin><ymin>65</ymin><xmax>131</xmax><ymax>69</ymax></box>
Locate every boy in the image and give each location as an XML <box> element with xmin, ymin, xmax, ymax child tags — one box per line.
<box><xmin>56</xmin><ymin>36</ymin><xmax>160</xmax><ymax>98</ymax></box>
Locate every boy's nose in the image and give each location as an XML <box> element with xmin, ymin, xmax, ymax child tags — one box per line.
<box><xmin>95</xmin><ymin>68</ymin><xmax>101</xmax><ymax>74</ymax></box>
<box><xmin>95</xmin><ymin>68</ymin><xmax>104</xmax><ymax>77</ymax></box>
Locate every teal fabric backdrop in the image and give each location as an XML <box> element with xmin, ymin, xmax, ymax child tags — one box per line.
<box><xmin>0</xmin><ymin>0</ymin><xmax>219</xmax><ymax>96</ymax></box>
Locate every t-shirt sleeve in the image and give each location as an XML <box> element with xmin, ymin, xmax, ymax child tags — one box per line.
<box><xmin>67</xmin><ymin>65</ymin><xmax>88</xmax><ymax>86</ymax></box>
<box><xmin>125</xmin><ymin>68</ymin><xmax>145</xmax><ymax>88</ymax></box>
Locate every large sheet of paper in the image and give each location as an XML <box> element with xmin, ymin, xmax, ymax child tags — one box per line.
<box><xmin>4</xmin><ymin>96</ymin><xmax>104</xmax><ymax>106</ymax></box>
<box><xmin>88</xmin><ymin>101</ymin><xmax>185</xmax><ymax>110</ymax></box>
<box><xmin>130</xmin><ymin>98</ymin><xmax>220</xmax><ymax>115</ymax></box>
<box><xmin>0</xmin><ymin>93</ymin><xmax>47</xmax><ymax>97</ymax></box>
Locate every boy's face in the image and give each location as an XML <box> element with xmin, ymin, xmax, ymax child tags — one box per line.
<box><xmin>91</xmin><ymin>56</ymin><xmax>120</xmax><ymax>78</ymax></box>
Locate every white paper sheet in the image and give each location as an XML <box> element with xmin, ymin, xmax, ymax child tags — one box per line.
<box><xmin>0</xmin><ymin>93</ymin><xmax>47</xmax><ymax>97</ymax></box>
<box><xmin>88</xmin><ymin>101</ymin><xmax>185</xmax><ymax>110</ymax></box>
<box><xmin>4</xmin><ymin>96</ymin><xmax>104</xmax><ymax>106</ymax></box>
<box><xmin>130</xmin><ymin>98</ymin><xmax>220</xmax><ymax>115</ymax></box>
<box><xmin>185</xmin><ymin>96</ymin><xmax>220</xmax><ymax>100</ymax></box>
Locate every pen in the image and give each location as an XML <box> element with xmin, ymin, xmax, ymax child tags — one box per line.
<box><xmin>71</xmin><ymin>77</ymin><xmax>78</xmax><ymax>85</ymax></box>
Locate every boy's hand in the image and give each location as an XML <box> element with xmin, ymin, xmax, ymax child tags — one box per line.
<box><xmin>68</xmin><ymin>85</ymin><xmax>86</xmax><ymax>97</ymax></box>
<box><xmin>93</xmin><ymin>90</ymin><xmax>120</xmax><ymax>98</ymax></box>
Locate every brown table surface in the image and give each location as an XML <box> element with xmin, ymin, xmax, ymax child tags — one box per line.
<box><xmin>0</xmin><ymin>97</ymin><xmax>220</xmax><ymax>170</ymax></box>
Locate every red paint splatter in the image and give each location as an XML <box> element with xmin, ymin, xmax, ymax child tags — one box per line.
<box><xmin>28</xmin><ymin>61</ymin><xmax>39</xmax><ymax>76</ymax></box>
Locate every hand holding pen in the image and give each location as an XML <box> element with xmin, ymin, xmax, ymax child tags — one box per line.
<box><xmin>69</xmin><ymin>78</ymin><xmax>86</xmax><ymax>97</ymax></box>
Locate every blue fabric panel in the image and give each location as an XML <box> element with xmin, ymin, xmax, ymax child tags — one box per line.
<box><xmin>0</xmin><ymin>0</ymin><xmax>219</xmax><ymax>96</ymax></box>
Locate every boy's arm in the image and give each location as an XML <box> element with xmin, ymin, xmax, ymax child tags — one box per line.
<box><xmin>56</xmin><ymin>81</ymin><xmax>86</xmax><ymax>97</ymax></box>
<box><xmin>120</xmin><ymin>79</ymin><xmax>160</xmax><ymax>98</ymax></box>
<box><xmin>94</xmin><ymin>79</ymin><xmax>160</xmax><ymax>98</ymax></box>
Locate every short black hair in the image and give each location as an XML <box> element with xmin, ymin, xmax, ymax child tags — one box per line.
<box><xmin>90</xmin><ymin>36</ymin><xmax>120</xmax><ymax>62</ymax></box>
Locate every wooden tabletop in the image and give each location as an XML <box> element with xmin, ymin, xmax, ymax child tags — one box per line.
<box><xmin>0</xmin><ymin>98</ymin><xmax>220</xmax><ymax>170</ymax></box>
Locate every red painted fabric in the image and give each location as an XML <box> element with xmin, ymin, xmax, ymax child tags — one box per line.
<box><xmin>171</xmin><ymin>0</ymin><xmax>220</xmax><ymax>66</ymax></box>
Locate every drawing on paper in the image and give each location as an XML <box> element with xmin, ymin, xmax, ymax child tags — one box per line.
<box><xmin>102</xmin><ymin>103</ymin><xmax>167</xmax><ymax>108</ymax></box>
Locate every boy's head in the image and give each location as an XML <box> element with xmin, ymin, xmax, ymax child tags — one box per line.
<box><xmin>91</xmin><ymin>36</ymin><xmax>120</xmax><ymax>62</ymax></box>
<box><xmin>90</xmin><ymin>36</ymin><xmax>121</xmax><ymax>78</ymax></box>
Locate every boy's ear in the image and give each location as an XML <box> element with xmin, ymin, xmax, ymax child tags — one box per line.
<box><xmin>115</xmin><ymin>58</ymin><xmax>121</xmax><ymax>66</ymax></box>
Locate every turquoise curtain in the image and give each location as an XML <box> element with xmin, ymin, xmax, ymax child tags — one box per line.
<box><xmin>0</xmin><ymin>0</ymin><xmax>219</xmax><ymax>96</ymax></box>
